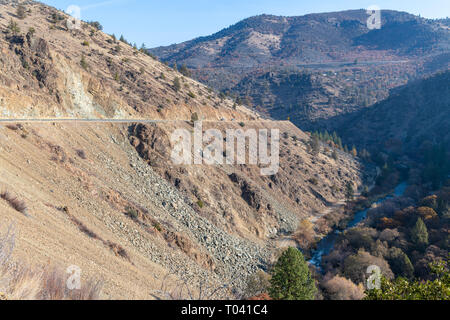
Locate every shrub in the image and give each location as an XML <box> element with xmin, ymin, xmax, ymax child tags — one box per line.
<box><xmin>293</xmin><ymin>220</ymin><xmax>315</xmax><ymax>249</ymax></box>
<box><xmin>179</xmin><ymin>64</ymin><xmax>191</xmax><ymax>77</ymax></box>
<box><xmin>343</xmin><ymin>250</ymin><xmax>393</xmax><ymax>285</ymax></box>
<box><xmin>365</xmin><ymin>259</ymin><xmax>449</xmax><ymax>300</ymax></box>
<box><xmin>40</xmin><ymin>267</ymin><xmax>103</xmax><ymax>300</ymax></box>
<box><xmin>80</xmin><ymin>55</ymin><xmax>89</xmax><ymax>70</ymax></box>
<box><xmin>345</xmin><ymin>182</ymin><xmax>354</xmax><ymax>201</ymax></box>
<box><xmin>379</xmin><ymin>228</ymin><xmax>400</xmax><ymax>242</ymax></box>
<box><xmin>125</xmin><ymin>206</ymin><xmax>139</xmax><ymax>219</ymax></box>
<box><xmin>87</xmin><ymin>21</ymin><xmax>103</xmax><ymax>31</ymax></box>
<box><xmin>245</xmin><ymin>270</ymin><xmax>271</xmax><ymax>298</ymax></box>
<box><xmin>173</xmin><ymin>77</ymin><xmax>181</xmax><ymax>92</ymax></box>
<box><xmin>417</xmin><ymin>207</ymin><xmax>438</xmax><ymax>221</ymax></box>
<box><xmin>191</xmin><ymin>112</ymin><xmax>199</xmax><ymax>123</ymax></box>
<box><xmin>321</xmin><ymin>275</ymin><xmax>365</xmax><ymax>300</ymax></box>
<box><xmin>332</xmin><ymin>150</ymin><xmax>338</xmax><ymax>160</ymax></box>
<box><xmin>16</xmin><ymin>5</ymin><xmax>26</xmax><ymax>19</ymax></box>
<box><xmin>27</xmin><ymin>27</ymin><xmax>35</xmax><ymax>38</ymax></box>
<box><xmin>81</xmin><ymin>40</ymin><xmax>89</xmax><ymax>47</ymax></box>
<box><xmin>153</xmin><ymin>222</ymin><xmax>162</xmax><ymax>232</ymax></box>
<box><xmin>76</xmin><ymin>149</ymin><xmax>87</xmax><ymax>160</ymax></box>
<box><xmin>106</xmin><ymin>241</ymin><xmax>130</xmax><ymax>261</ymax></box>
<box><xmin>1</xmin><ymin>226</ymin><xmax>103</xmax><ymax>300</ymax></box>
<box><xmin>0</xmin><ymin>191</ymin><xmax>28</xmax><ymax>215</ymax></box>
<box><xmin>343</xmin><ymin>227</ymin><xmax>377</xmax><ymax>251</ymax></box>
<box><xmin>187</xmin><ymin>91</ymin><xmax>196</xmax><ymax>99</ymax></box>
<box><xmin>8</xmin><ymin>19</ymin><xmax>20</xmax><ymax>35</ymax></box>
<box><xmin>196</xmin><ymin>200</ymin><xmax>204</xmax><ymax>208</ymax></box>
<box><xmin>269</xmin><ymin>247</ymin><xmax>317</xmax><ymax>300</ymax></box>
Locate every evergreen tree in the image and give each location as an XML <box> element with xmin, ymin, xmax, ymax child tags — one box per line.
<box><xmin>310</xmin><ymin>135</ymin><xmax>321</xmax><ymax>156</ymax></box>
<box><xmin>351</xmin><ymin>145</ymin><xmax>358</xmax><ymax>157</ymax></box>
<box><xmin>411</xmin><ymin>218</ymin><xmax>429</xmax><ymax>249</ymax></box>
<box><xmin>345</xmin><ymin>182</ymin><xmax>354</xmax><ymax>201</ymax></box>
<box><xmin>269</xmin><ymin>248</ymin><xmax>316</xmax><ymax>300</ymax></box>
<box><xmin>387</xmin><ymin>248</ymin><xmax>414</xmax><ymax>279</ymax></box>
<box><xmin>332</xmin><ymin>149</ymin><xmax>338</xmax><ymax>160</ymax></box>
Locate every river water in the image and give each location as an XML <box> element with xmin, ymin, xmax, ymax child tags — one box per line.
<box><xmin>308</xmin><ymin>182</ymin><xmax>408</xmax><ymax>271</ymax></box>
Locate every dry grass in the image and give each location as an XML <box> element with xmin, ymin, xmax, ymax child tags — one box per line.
<box><xmin>60</xmin><ymin>206</ymin><xmax>131</xmax><ymax>262</ymax></box>
<box><xmin>40</xmin><ymin>268</ymin><xmax>103</xmax><ymax>300</ymax></box>
<box><xmin>0</xmin><ymin>190</ymin><xmax>28</xmax><ymax>215</ymax></box>
<box><xmin>0</xmin><ymin>225</ymin><xmax>103</xmax><ymax>300</ymax></box>
<box><xmin>150</xmin><ymin>272</ymin><xmax>237</xmax><ymax>300</ymax></box>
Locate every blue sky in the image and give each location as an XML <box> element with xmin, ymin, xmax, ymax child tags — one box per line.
<box><xmin>42</xmin><ymin>0</ymin><xmax>450</xmax><ymax>48</ymax></box>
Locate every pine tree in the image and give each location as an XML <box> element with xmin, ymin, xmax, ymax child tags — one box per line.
<box><xmin>411</xmin><ymin>218</ymin><xmax>429</xmax><ymax>249</ymax></box>
<box><xmin>345</xmin><ymin>182</ymin><xmax>354</xmax><ymax>201</ymax></box>
<box><xmin>332</xmin><ymin>149</ymin><xmax>338</xmax><ymax>160</ymax></box>
<box><xmin>351</xmin><ymin>145</ymin><xmax>358</xmax><ymax>157</ymax></box>
<box><xmin>310</xmin><ymin>135</ymin><xmax>320</xmax><ymax>156</ymax></box>
<box><xmin>269</xmin><ymin>247</ymin><xmax>316</xmax><ymax>300</ymax></box>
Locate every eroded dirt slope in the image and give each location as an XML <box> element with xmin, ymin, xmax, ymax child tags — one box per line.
<box><xmin>0</xmin><ymin>1</ymin><xmax>366</xmax><ymax>299</ymax></box>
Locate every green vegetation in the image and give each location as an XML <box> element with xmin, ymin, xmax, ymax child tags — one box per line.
<box><xmin>345</xmin><ymin>182</ymin><xmax>354</xmax><ymax>201</ymax></box>
<box><xmin>80</xmin><ymin>55</ymin><xmax>89</xmax><ymax>70</ymax></box>
<box><xmin>269</xmin><ymin>247</ymin><xmax>317</xmax><ymax>300</ymax></box>
<box><xmin>187</xmin><ymin>91</ymin><xmax>196</xmax><ymax>98</ymax></box>
<box><xmin>191</xmin><ymin>112</ymin><xmax>199</xmax><ymax>123</ymax></box>
<box><xmin>125</xmin><ymin>207</ymin><xmax>139</xmax><ymax>219</ymax></box>
<box><xmin>87</xmin><ymin>21</ymin><xmax>103</xmax><ymax>31</ymax></box>
<box><xmin>196</xmin><ymin>200</ymin><xmax>204</xmax><ymax>208</ymax></box>
<box><xmin>179</xmin><ymin>64</ymin><xmax>191</xmax><ymax>77</ymax></box>
<box><xmin>410</xmin><ymin>218</ymin><xmax>429</xmax><ymax>250</ymax></box>
<box><xmin>366</xmin><ymin>259</ymin><xmax>449</xmax><ymax>300</ymax></box>
<box><xmin>7</xmin><ymin>19</ymin><xmax>20</xmax><ymax>35</ymax></box>
<box><xmin>173</xmin><ymin>77</ymin><xmax>181</xmax><ymax>92</ymax></box>
<box><xmin>27</xmin><ymin>27</ymin><xmax>36</xmax><ymax>38</ymax></box>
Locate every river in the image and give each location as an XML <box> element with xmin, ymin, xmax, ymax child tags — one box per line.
<box><xmin>308</xmin><ymin>182</ymin><xmax>408</xmax><ymax>271</ymax></box>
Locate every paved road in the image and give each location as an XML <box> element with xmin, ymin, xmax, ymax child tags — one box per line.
<box><xmin>0</xmin><ymin>119</ymin><xmax>280</xmax><ymax>124</ymax></box>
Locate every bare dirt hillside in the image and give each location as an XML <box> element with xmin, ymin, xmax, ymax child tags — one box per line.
<box><xmin>0</xmin><ymin>1</ymin><xmax>366</xmax><ymax>299</ymax></box>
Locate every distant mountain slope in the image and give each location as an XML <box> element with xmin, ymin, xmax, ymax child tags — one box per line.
<box><xmin>337</xmin><ymin>71</ymin><xmax>450</xmax><ymax>154</ymax></box>
<box><xmin>150</xmin><ymin>10</ymin><xmax>450</xmax><ymax>130</ymax></box>
<box><xmin>151</xmin><ymin>10</ymin><xmax>448</xmax><ymax>67</ymax></box>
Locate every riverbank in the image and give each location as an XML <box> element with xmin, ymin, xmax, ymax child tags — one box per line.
<box><xmin>308</xmin><ymin>182</ymin><xmax>408</xmax><ymax>271</ymax></box>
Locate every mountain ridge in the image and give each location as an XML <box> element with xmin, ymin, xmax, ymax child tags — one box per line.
<box><xmin>149</xmin><ymin>9</ymin><xmax>450</xmax><ymax>130</ymax></box>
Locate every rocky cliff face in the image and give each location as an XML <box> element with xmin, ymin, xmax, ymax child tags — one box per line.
<box><xmin>0</xmin><ymin>1</ymin><xmax>365</xmax><ymax>299</ymax></box>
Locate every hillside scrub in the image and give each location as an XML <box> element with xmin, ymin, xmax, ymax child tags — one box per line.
<box><xmin>0</xmin><ymin>226</ymin><xmax>103</xmax><ymax>300</ymax></box>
